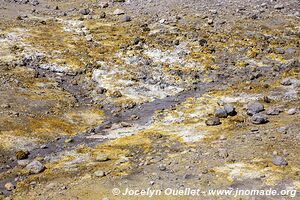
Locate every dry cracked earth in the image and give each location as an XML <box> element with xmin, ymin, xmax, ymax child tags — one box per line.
<box><xmin>0</xmin><ymin>0</ymin><xmax>299</xmax><ymax>199</ymax></box>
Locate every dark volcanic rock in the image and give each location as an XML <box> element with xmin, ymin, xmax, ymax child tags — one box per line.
<box><xmin>122</xmin><ymin>16</ymin><xmax>131</xmax><ymax>22</ymax></box>
<box><xmin>224</xmin><ymin>104</ymin><xmax>236</xmax><ymax>116</ymax></box>
<box><xmin>251</xmin><ymin>114</ymin><xmax>268</xmax><ymax>124</ymax></box>
<box><xmin>215</xmin><ymin>108</ymin><xmax>228</xmax><ymax>118</ymax></box>
<box><xmin>247</xmin><ymin>101</ymin><xmax>264</xmax><ymax>116</ymax></box>
<box><xmin>80</xmin><ymin>9</ymin><xmax>90</xmax><ymax>15</ymax></box>
<box><xmin>205</xmin><ymin>117</ymin><xmax>221</xmax><ymax>126</ymax></box>
<box><xmin>272</xmin><ymin>156</ymin><xmax>288</xmax><ymax>166</ymax></box>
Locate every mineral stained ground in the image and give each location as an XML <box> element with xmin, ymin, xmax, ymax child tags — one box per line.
<box><xmin>0</xmin><ymin>0</ymin><xmax>299</xmax><ymax>199</ymax></box>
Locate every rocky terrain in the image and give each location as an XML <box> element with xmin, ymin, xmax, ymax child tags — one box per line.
<box><xmin>0</xmin><ymin>0</ymin><xmax>299</xmax><ymax>199</ymax></box>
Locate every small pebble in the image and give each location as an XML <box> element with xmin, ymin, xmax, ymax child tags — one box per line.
<box><xmin>80</xmin><ymin>8</ymin><xmax>90</xmax><ymax>15</ymax></box>
<box><xmin>113</xmin><ymin>9</ymin><xmax>125</xmax><ymax>15</ymax></box>
<box><xmin>266</xmin><ymin>107</ymin><xmax>281</xmax><ymax>115</ymax></box>
<box><xmin>94</xmin><ymin>170</ymin><xmax>105</xmax><ymax>177</ymax></box>
<box><xmin>15</xmin><ymin>150</ymin><xmax>29</xmax><ymax>160</ymax></box>
<box><xmin>224</xmin><ymin>104</ymin><xmax>236</xmax><ymax>116</ymax></box>
<box><xmin>158</xmin><ymin>164</ymin><xmax>167</xmax><ymax>171</ymax></box>
<box><xmin>95</xmin><ymin>154</ymin><xmax>109</xmax><ymax>162</ymax></box>
<box><xmin>205</xmin><ymin>117</ymin><xmax>221</xmax><ymax>126</ymax></box>
<box><xmin>215</xmin><ymin>108</ymin><xmax>228</xmax><ymax>118</ymax></box>
<box><xmin>17</xmin><ymin>159</ymin><xmax>30</xmax><ymax>167</ymax></box>
<box><xmin>287</xmin><ymin>108</ymin><xmax>297</xmax><ymax>115</ymax></box>
<box><xmin>64</xmin><ymin>138</ymin><xmax>73</xmax><ymax>143</ymax></box>
<box><xmin>274</xmin><ymin>4</ymin><xmax>284</xmax><ymax>10</ymax></box>
<box><xmin>281</xmin><ymin>78</ymin><xmax>292</xmax><ymax>86</ymax></box>
<box><xmin>277</xmin><ymin>127</ymin><xmax>288</xmax><ymax>134</ymax></box>
<box><xmin>5</xmin><ymin>182</ymin><xmax>15</xmax><ymax>191</ymax></box>
<box><xmin>25</xmin><ymin>160</ymin><xmax>45</xmax><ymax>174</ymax></box>
<box><xmin>99</xmin><ymin>2</ymin><xmax>109</xmax><ymax>8</ymax></box>
<box><xmin>247</xmin><ymin>101</ymin><xmax>264</xmax><ymax>116</ymax></box>
<box><xmin>272</xmin><ymin>156</ymin><xmax>288</xmax><ymax>166</ymax></box>
<box><xmin>122</xmin><ymin>16</ymin><xmax>131</xmax><ymax>22</ymax></box>
<box><xmin>251</xmin><ymin>114</ymin><xmax>268</xmax><ymax>124</ymax></box>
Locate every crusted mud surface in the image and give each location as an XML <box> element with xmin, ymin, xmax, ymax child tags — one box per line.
<box><xmin>0</xmin><ymin>0</ymin><xmax>299</xmax><ymax>199</ymax></box>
